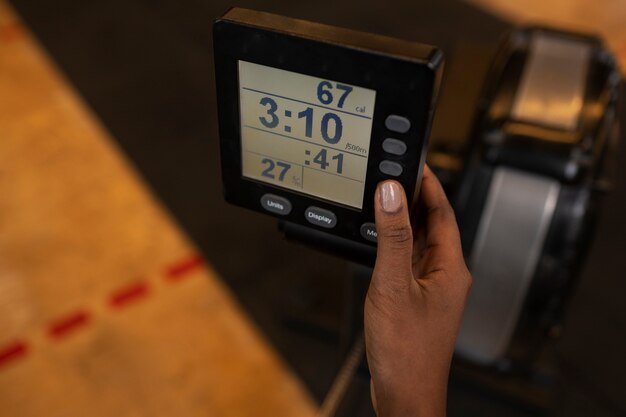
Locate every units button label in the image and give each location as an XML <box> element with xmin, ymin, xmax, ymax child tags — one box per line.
<box><xmin>360</xmin><ymin>223</ymin><xmax>378</xmax><ymax>243</ymax></box>
<box><xmin>305</xmin><ymin>206</ymin><xmax>337</xmax><ymax>229</ymax></box>
<box><xmin>260</xmin><ymin>194</ymin><xmax>292</xmax><ymax>215</ymax></box>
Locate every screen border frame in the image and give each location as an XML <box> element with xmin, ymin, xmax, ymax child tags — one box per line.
<box><xmin>214</xmin><ymin>10</ymin><xmax>442</xmax><ymax>246</ymax></box>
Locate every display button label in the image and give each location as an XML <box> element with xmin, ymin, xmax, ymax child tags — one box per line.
<box><xmin>260</xmin><ymin>194</ymin><xmax>292</xmax><ymax>215</ymax></box>
<box><xmin>360</xmin><ymin>223</ymin><xmax>378</xmax><ymax>243</ymax></box>
<box><xmin>305</xmin><ymin>206</ymin><xmax>337</xmax><ymax>228</ymax></box>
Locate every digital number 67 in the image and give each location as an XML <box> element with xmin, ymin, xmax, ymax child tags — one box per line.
<box><xmin>317</xmin><ymin>81</ymin><xmax>353</xmax><ymax>108</ymax></box>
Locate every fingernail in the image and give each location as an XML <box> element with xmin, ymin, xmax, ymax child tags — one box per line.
<box><xmin>379</xmin><ymin>181</ymin><xmax>402</xmax><ymax>213</ymax></box>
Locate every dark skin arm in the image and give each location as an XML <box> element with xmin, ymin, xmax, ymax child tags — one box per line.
<box><xmin>365</xmin><ymin>165</ymin><xmax>472</xmax><ymax>416</ymax></box>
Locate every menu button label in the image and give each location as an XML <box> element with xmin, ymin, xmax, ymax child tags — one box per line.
<box><xmin>360</xmin><ymin>223</ymin><xmax>378</xmax><ymax>243</ymax></box>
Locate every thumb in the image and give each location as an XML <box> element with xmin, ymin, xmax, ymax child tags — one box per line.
<box><xmin>372</xmin><ymin>181</ymin><xmax>414</xmax><ymax>292</ymax></box>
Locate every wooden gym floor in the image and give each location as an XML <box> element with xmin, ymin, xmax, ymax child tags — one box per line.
<box><xmin>0</xmin><ymin>2</ymin><xmax>316</xmax><ymax>416</ymax></box>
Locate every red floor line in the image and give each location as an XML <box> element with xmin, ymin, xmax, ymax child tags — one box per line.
<box><xmin>165</xmin><ymin>254</ymin><xmax>204</xmax><ymax>281</ymax></box>
<box><xmin>0</xmin><ymin>341</ymin><xmax>29</xmax><ymax>369</ymax></box>
<box><xmin>109</xmin><ymin>281</ymin><xmax>150</xmax><ymax>308</ymax></box>
<box><xmin>47</xmin><ymin>310</ymin><xmax>91</xmax><ymax>339</ymax></box>
<box><xmin>0</xmin><ymin>252</ymin><xmax>201</xmax><ymax>372</ymax></box>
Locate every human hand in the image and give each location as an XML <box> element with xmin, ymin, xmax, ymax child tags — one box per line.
<box><xmin>364</xmin><ymin>165</ymin><xmax>472</xmax><ymax>417</ymax></box>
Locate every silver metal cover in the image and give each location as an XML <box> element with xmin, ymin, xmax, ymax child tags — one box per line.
<box><xmin>511</xmin><ymin>33</ymin><xmax>591</xmax><ymax>131</ymax></box>
<box><xmin>456</xmin><ymin>168</ymin><xmax>560</xmax><ymax>363</ymax></box>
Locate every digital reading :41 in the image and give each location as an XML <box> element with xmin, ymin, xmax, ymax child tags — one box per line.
<box><xmin>305</xmin><ymin>149</ymin><xmax>343</xmax><ymax>174</ymax></box>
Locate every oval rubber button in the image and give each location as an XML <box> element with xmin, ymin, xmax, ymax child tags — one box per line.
<box><xmin>360</xmin><ymin>223</ymin><xmax>378</xmax><ymax>243</ymax></box>
<box><xmin>385</xmin><ymin>115</ymin><xmax>411</xmax><ymax>133</ymax></box>
<box><xmin>379</xmin><ymin>160</ymin><xmax>403</xmax><ymax>177</ymax></box>
<box><xmin>382</xmin><ymin>138</ymin><xmax>407</xmax><ymax>156</ymax></box>
<box><xmin>260</xmin><ymin>194</ymin><xmax>292</xmax><ymax>215</ymax></box>
<box><xmin>304</xmin><ymin>206</ymin><xmax>337</xmax><ymax>229</ymax></box>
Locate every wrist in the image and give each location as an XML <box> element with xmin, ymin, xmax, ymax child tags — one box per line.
<box><xmin>375</xmin><ymin>381</ymin><xmax>447</xmax><ymax>417</ymax></box>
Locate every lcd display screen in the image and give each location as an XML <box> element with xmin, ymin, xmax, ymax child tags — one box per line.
<box><xmin>238</xmin><ymin>61</ymin><xmax>376</xmax><ymax>209</ymax></box>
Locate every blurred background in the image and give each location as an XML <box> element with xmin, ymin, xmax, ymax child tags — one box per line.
<box><xmin>0</xmin><ymin>0</ymin><xmax>625</xmax><ymax>416</ymax></box>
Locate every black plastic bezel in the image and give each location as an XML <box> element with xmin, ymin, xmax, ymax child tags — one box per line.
<box><xmin>213</xmin><ymin>8</ymin><xmax>443</xmax><ymax>247</ymax></box>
